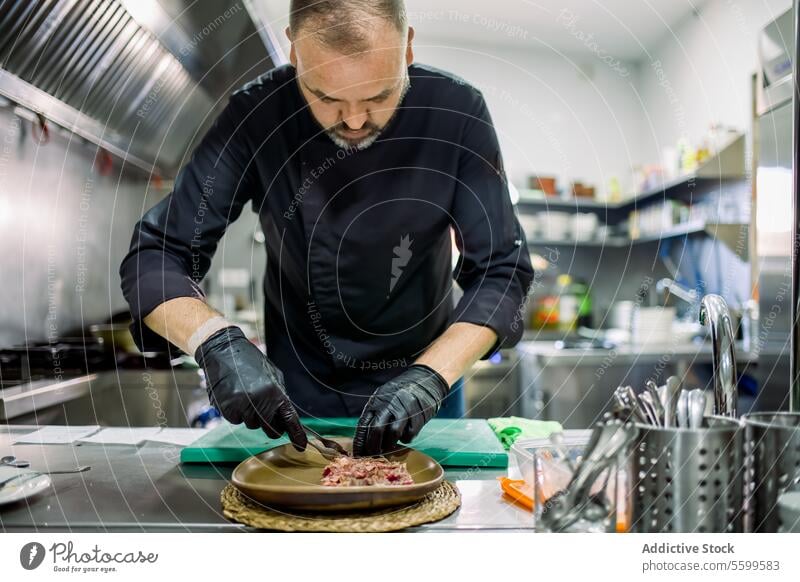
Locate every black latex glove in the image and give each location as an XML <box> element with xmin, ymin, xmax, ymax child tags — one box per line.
<box><xmin>195</xmin><ymin>326</ymin><xmax>307</xmax><ymax>451</ymax></box>
<box><xmin>353</xmin><ymin>364</ymin><xmax>449</xmax><ymax>457</ymax></box>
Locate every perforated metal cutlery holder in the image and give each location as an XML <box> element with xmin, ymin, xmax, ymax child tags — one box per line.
<box><xmin>742</xmin><ymin>412</ymin><xmax>800</xmax><ymax>532</ymax></box>
<box><xmin>630</xmin><ymin>418</ymin><xmax>744</xmax><ymax>533</ymax></box>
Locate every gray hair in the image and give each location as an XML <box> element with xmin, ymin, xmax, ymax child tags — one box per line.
<box><xmin>289</xmin><ymin>0</ymin><xmax>408</xmax><ymax>54</ymax></box>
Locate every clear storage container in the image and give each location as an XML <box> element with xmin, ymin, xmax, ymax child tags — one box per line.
<box><xmin>512</xmin><ymin>430</ymin><xmax>629</xmax><ymax>531</ymax></box>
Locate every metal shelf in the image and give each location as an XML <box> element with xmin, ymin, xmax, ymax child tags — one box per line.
<box><xmin>528</xmin><ymin>222</ymin><xmax>748</xmax><ymax>257</ymax></box>
<box><xmin>517</xmin><ymin>134</ymin><xmax>747</xmax><ymax>222</ymax></box>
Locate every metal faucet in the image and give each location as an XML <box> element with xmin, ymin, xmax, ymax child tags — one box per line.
<box><xmin>699</xmin><ymin>294</ymin><xmax>738</xmax><ymax>417</ymax></box>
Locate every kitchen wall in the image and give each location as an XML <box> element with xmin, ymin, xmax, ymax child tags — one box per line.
<box><xmin>0</xmin><ymin>104</ymin><xmax>156</xmax><ymax>347</ymax></box>
<box><xmin>0</xmin><ymin>101</ymin><xmax>267</xmax><ymax>349</ymax></box>
<box><xmin>413</xmin><ymin>42</ymin><xmax>647</xmax><ymax>197</ymax></box>
<box><xmin>637</xmin><ymin>0</ymin><xmax>792</xmax><ymax>154</ymax></box>
<box><xmin>413</xmin><ymin>0</ymin><xmax>793</xmax><ymax>194</ymax></box>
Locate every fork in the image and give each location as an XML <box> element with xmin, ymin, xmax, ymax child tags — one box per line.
<box><xmin>302</xmin><ymin>425</ymin><xmax>350</xmax><ymax>460</ymax></box>
<box><xmin>305</xmin><ymin>440</ymin><xmax>343</xmax><ymax>461</ymax></box>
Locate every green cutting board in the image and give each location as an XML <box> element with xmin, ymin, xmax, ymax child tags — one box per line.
<box><xmin>180</xmin><ymin>417</ymin><xmax>507</xmax><ymax>468</ymax></box>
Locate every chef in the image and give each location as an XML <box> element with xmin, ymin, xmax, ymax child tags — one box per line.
<box><xmin>119</xmin><ymin>0</ymin><xmax>533</xmax><ymax>457</ymax></box>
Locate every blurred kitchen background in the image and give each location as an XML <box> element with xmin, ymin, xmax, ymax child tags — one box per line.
<box><xmin>0</xmin><ymin>0</ymin><xmax>794</xmax><ymax>429</ymax></box>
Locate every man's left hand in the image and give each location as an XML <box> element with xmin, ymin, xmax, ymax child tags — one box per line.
<box><xmin>353</xmin><ymin>364</ymin><xmax>450</xmax><ymax>457</ymax></box>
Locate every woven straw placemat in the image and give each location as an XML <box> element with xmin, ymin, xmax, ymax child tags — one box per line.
<box><xmin>221</xmin><ymin>481</ymin><xmax>461</xmax><ymax>532</ymax></box>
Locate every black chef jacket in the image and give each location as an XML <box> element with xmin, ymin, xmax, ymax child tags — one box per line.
<box><xmin>120</xmin><ymin>63</ymin><xmax>534</xmax><ymax>417</ymax></box>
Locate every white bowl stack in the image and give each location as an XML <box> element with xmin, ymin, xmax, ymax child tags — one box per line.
<box><xmin>571</xmin><ymin>213</ymin><xmax>598</xmax><ymax>241</ymax></box>
<box><xmin>541</xmin><ymin>211</ymin><xmax>571</xmax><ymax>240</ymax></box>
<box><xmin>631</xmin><ymin>306</ymin><xmax>676</xmax><ymax>346</ymax></box>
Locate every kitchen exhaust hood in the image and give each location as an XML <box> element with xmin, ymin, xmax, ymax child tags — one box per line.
<box><xmin>0</xmin><ymin>0</ymin><xmax>275</xmax><ymax>175</ymax></box>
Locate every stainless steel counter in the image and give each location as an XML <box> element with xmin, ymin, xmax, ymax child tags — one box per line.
<box><xmin>517</xmin><ymin>340</ymin><xmax>758</xmax><ymax>365</ymax></box>
<box><xmin>1</xmin><ymin>370</ymin><xmax>207</xmax><ymax>425</ymax></box>
<box><xmin>0</xmin><ymin>425</ymin><xmax>532</xmax><ymax>532</ymax></box>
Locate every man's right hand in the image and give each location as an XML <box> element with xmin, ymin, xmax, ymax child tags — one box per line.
<box><xmin>194</xmin><ymin>326</ymin><xmax>307</xmax><ymax>451</ymax></box>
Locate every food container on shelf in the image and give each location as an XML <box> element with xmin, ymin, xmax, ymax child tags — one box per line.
<box><xmin>539</xmin><ymin>211</ymin><xmax>571</xmax><ymax>241</ymax></box>
<box><xmin>528</xmin><ymin>175</ymin><xmax>558</xmax><ymax>196</ymax></box>
<box><xmin>595</xmin><ymin>224</ymin><xmax>612</xmax><ymax>242</ymax></box>
<box><xmin>571</xmin><ymin>182</ymin><xmax>595</xmax><ymax>198</ymax></box>
<box><xmin>571</xmin><ymin>213</ymin><xmax>599</xmax><ymax>241</ymax></box>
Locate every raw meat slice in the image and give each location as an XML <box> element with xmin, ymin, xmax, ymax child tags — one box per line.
<box><xmin>320</xmin><ymin>456</ymin><xmax>414</xmax><ymax>487</ymax></box>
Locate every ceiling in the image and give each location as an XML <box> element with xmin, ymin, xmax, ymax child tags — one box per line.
<box><xmin>405</xmin><ymin>0</ymin><xmax>706</xmax><ymax>61</ymax></box>
<box><xmin>262</xmin><ymin>0</ymin><xmax>707</xmax><ymax>63</ymax></box>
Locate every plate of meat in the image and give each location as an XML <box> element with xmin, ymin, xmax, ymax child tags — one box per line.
<box><xmin>231</xmin><ymin>438</ymin><xmax>444</xmax><ymax>512</ymax></box>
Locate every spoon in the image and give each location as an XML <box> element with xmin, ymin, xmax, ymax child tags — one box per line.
<box><xmin>677</xmin><ymin>390</ymin><xmax>690</xmax><ymax>429</ymax></box>
<box><xmin>663</xmin><ymin>376</ymin><xmax>682</xmax><ymax>428</ymax></box>
<box><xmin>688</xmin><ymin>389</ymin><xmax>707</xmax><ymax>429</ymax></box>
<box><xmin>1</xmin><ymin>455</ymin><xmax>29</xmax><ymax>468</ymax></box>
<box><xmin>0</xmin><ymin>455</ymin><xmax>90</xmax><ymax>474</ymax></box>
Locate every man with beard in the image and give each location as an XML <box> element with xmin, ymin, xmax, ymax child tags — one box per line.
<box><xmin>120</xmin><ymin>0</ymin><xmax>533</xmax><ymax>456</ymax></box>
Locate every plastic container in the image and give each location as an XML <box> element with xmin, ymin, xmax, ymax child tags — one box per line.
<box><xmin>512</xmin><ymin>431</ymin><xmax>607</xmax><ymax>527</ymax></box>
<box><xmin>511</xmin><ymin>430</ymin><xmax>633</xmax><ymax>532</ymax></box>
<box><xmin>510</xmin><ymin>430</ymin><xmax>591</xmax><ymax>485</ymax></box>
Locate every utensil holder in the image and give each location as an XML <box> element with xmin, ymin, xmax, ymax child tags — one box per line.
<box><xmin>742</xmin><ymin>412</ymin><xmax>800</xmax><ymax>532</ymax></box>
<box><xmin>629</xmin><ymin>417</ymin><xmax>743</xmax><ymax>532</ymax></box>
